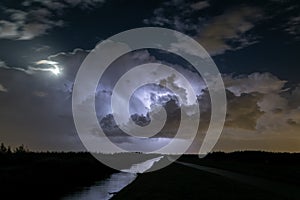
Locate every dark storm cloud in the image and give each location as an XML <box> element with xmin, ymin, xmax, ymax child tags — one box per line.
<box><xmin>95</xmin><ymin>69</ymin><xmax>300</xmax><ymax>153</ymax></box>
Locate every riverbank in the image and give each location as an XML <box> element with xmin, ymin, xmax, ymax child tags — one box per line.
<box><xmin>1</xmin><ymin>151</ymin><xmax>299</xmax><ymax>199</ymax></box>
<box><xmin>112</xmin><ymin>152</ymin><xmax>300</xmax><ymax>200</ymax></box>
<box><xmin>0</xmin><ymin>152</ymin><xmax>117</xmax><ymax>199</ymax></box>
<box><xmin>61</xmin><ymin>156</ymin><xmax>164</xmax><ymax>200</ymax></box>
<box><xmin>0</xmin><ymin>151</ymin><xmax>164</xmax><ymax>199</ymax></box>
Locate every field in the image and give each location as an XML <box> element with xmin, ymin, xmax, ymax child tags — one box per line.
<box><xmin>112</xmin><ymin>152</ymin><xmax>300</xmax><ymax>200</ymax></box>
<box><xmin>0</xmin><ymin>150</ymin><xmax>299</xmax><ymax>200</ymax></box>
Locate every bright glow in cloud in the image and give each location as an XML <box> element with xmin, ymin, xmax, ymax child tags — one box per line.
<box><xmin>35</xmin><ymin>60</ymin><xmax>62</xmax><ymax>75</ymax></box>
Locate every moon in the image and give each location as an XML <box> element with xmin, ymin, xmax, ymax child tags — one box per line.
<box><xmin>49</xmin><ymin>65</ymin><xmax>61</xmax><ymax>75</ymax></box>
<box><xmin>35</xmin><ymin>60</ymin><xmax>62</xmax><ymax>75</ymax></box>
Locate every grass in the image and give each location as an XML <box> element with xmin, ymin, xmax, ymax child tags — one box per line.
<box><xmin>0</xmin><ymin>149</ymin><xmax>299</xmax><ymax>200</ymax></box>
<box><xmin>112</xmin><ymin>152</ymin><xmax>300</xmax><ymax>200</ymax></box>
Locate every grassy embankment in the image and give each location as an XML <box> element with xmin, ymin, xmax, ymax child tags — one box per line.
<box><xmin>112</xmin><ymin>152</ymin><xmax>300</xmax><ymax>200</ymax></box>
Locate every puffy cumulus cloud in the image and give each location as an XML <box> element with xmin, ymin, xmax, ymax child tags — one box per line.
<box><xmin>98</xmin><ymin>97</ymin><xmax>200</xmax><ymax>146</ymax></box>
<box><xmin>100</xmin><ymin>78</ymin><xmax>300</xmax><ymax>153</ymax></box>
<box><xmin>222</xmin><ymin>73</ymin><xmax>299</xmax><ymax>141</ymax></box>
<box><xmin>255</xmin><ymin>86</ymin><xmax>300</xmax><ymax>135</ymax></box>
<box><xmin>225</xmin><ymin>91</ymin><xmax>263</xmax><ymax>130</ymax></box>
<box><xmin>286</xmin><ymin>86</ymin><xmax>300</xmax><ymax>109</ymax></box>
<box><xmin>144</xmin><ymin>0</ymin><xmax>264</xmax><ymax>55</ymax></box>
<box><xmin>212</xmin><ymin>73</ymin><xmax>300</xmax><ymax>152</ymax></box>
<box><xmin>187</xmin><ymin>72</ymin><xmax>300</xmax><ymax>152</ymax></box>
<box><xmin>46</xmin><ymin>46</ymin><xmax>300</xmax><ymax>152</ymax></box>
<box><xmin>96</xmin><ymin>70</ymin><xmax>295</xmax><ymax>152</ymax></box>
<box><xmin>223</xmin><ymin>72</ymin><xmax>287</xmax><ymax>96</ymax></box>
<box><xmin>0</xmin><ymin>0</ymin><xmax>105</xmax><ymax>40</ymax></box>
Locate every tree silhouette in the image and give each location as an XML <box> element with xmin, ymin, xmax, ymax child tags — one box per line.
<box><xmin>0</xmin><ymin>142</ymin><xmax>26</xmax><ymax>154</ymax></box>
<box><xmin>0</xmin><ymin>142</ymin><xmax>7</xmax><ymax>153</ymax></box>
<box><xmin>14</xmin><ymin>144</ymin><xmax>27</xmax><ymax>153</ymax></box>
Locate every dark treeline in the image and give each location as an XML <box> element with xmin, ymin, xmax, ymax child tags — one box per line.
<box><xmin>0</xmin><ymin>142</ymin><xmax>28</xmax><ymax>154</ymax></box>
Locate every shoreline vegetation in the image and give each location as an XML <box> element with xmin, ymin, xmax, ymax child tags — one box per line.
<box><xmin>0</xmin><ymin>143</ymin><xmax>299</xmax><ymax>199</ymax></box>
<box><xmin>0</xmin><ymin>143</ymin><xmax>117</xmax><ymax>199</ymax></box>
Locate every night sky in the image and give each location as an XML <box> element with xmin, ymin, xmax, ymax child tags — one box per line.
<box><xmin>0</xmin><ymin>0</ymin><xmax>300</xmax><ymax>152</ymax></box>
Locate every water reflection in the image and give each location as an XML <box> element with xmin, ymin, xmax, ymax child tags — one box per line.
<box><xmin>122</xmin><ymin>156</ymin><xmax>164</xmax><ymax>173</ymax></box>
<box><xmin>62</xmin><ymin>172</ymin><xmax>136</xmax><ymax>200</ymax></box>
<box><xmin>62</xmin><ymin>156</ymin><xmax>164</xmax><ymax>200</ymax></box>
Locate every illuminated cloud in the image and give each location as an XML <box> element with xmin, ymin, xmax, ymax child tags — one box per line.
<box><xmin>47</xmin><ymin>47</ymin><xmax>299</xmax><ymax>152</ymax></box>
<box><xmin>0</xmin><ymin>57</ymin><xmax>63</xmax><ymax>76</ymax></box>
<box><xmin>223</xmin><ymin>73</ymin><xmax>287</xmax><ymax>96</ymax></box>
<box><xmin>0</xmin><ymin>59</ymin><xmax>29</xmax><ymax>73</ymax></box>
<box><xmin>35</xmin><ymin>60</ymin><xmax>62</xmax><ymax>75</ymax></box>
<box><xmin>1</xmin><ymin>0</ymin><xmax>300</xmax><ymax>154</ymax></box>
